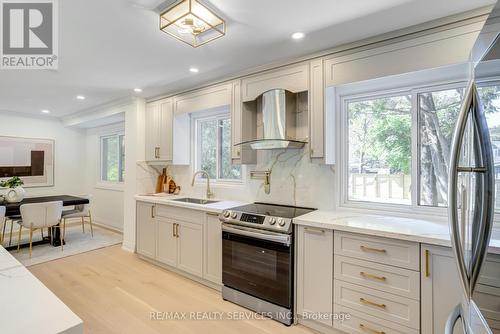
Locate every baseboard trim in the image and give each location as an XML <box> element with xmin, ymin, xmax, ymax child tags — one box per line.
<box><xmin>121</xmin><ymin>240</ymin><xmax>135</xmax><ymax>253</ymax></box>
<box><xmin>137</xmin><ymin>253</ymin><xmax>222</xmax><ymax>292</ymax></box>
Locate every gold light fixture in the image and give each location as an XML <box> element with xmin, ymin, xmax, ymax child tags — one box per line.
<box><xmin>160</xmin><ymin>0</ymin><xmax>226</xmax><ymax>48</ymax></box>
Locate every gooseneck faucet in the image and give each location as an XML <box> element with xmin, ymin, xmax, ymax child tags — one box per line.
<box><xmin>191</xmin><ymin>170</ymin><xmax>214</xmax><ymax>199</ymax></box>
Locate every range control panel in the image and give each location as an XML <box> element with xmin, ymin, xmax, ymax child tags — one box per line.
<box><xmin>219</xmin><ymin>210</ymin><xmax>293</xmax><ymax>233</ymax></box>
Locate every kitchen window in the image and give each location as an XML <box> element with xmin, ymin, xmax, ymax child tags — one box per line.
<box><xmin>194</xmin><ymin>112</ymin><xmax>241</xmax><ymax>182</ymax></box>
<box><xmin>346</xmin><ymin>93</ymin><xmax>412</xmax><ymax>205</ymax></box>
<box><xmin>342</xmin><ymin>82</ymin><xmax>500</xmax><ymax>212</ymax></box>
<box><xmin>101</xmin><ymin>134</ymin><xmax>125</xmax><ymax>183</ymax></box>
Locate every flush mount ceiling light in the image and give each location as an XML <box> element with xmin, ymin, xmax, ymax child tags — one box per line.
<box><xmin>76</xmin><ymin>95</ymin><xmax>85</xmax><ymax>100</ymax></box>
<box><xmin>160</xmin><ymin>0</ymin><xmax>226</xmax><ymax>48</ymax></box>
<box><xmin>134</xmin><ymin>88</ymin><xmax>143</xmax><ymax>92</ymax></box>
<box><xmin>41</xmin><ymin>109</ymin><xmax>50</xmax><ymax>114</ymax></box>
<box><xmin>189</xmin><ymin>67</ymin><xmax>199</xmax><ymax>73</ymax></box>
<box><xmin>292</xmin><ymin>32</ymin><xmax>305</xmax><ymax>40</ymax></box>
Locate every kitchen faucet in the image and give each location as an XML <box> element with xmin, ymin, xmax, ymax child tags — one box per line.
<box><xmin>191</xmin><ymin>170</ymin><xmax>214</xmax><ymax>199</ymax></box>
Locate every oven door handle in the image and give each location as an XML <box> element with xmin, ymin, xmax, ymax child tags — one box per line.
<box><xmin>222</xmin><ymin>224</ymin><xmax>291</xmax><ymax>246</ymax></box>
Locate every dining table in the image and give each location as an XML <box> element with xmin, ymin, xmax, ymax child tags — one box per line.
<box><xmin>2</xmin><ymin>195</ymin><xmax>90</xmax><ymax>251</ymax></box>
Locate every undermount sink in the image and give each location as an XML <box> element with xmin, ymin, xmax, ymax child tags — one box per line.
<box><xmin>171</xmin><ymin>197</ymin><xmax>219</xmax><ymax>205</ymax></box>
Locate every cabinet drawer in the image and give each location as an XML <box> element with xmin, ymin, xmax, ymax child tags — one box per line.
<box><xmin>475</xmin><ymin>284</ymin><xmax>500</xmax><ymax>321</ymax></box>
<box><xmin>155</xmin><ymin>205</ymin><xmax>204</xmax><ymax>223</ymax></box>
<box><xmin>334</xmin><ymin>280</ymin><xmax>420</xmax><ymax>330</ymax></box>
<box><xmin>334</xmin><ymin>304</ymin><xmax>419</xmax><ymax>334</ymax></box>
<box><xmin>334</xmin><ymin>231</ymin><xmax>419</xmax><ymax>270</ymax></box>
<box><xmin>334</xmin><ymin>255</ymin><xmax>420</xmax><ymax>300</ymax></box>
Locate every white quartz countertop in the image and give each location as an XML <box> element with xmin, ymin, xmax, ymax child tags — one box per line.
<box><xmin>294</xmin><ymin>210</ymin><xmax>500</xmax><ymax>255</ymax></box>
<box><xmin>0</xmin><ymin>246</ymin><xmax>83</xmax><ymax>334</ymax></box>
<box><xmin>135</xmin><ymin>194</ymin><xmax>245</xmax><ymax>214</ymax></box>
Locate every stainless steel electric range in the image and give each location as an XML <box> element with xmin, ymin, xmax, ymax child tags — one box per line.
<box><xmin>219</xmin><ymin>202</ymin><xmax>316</xmax><ymax>326</ymax></box>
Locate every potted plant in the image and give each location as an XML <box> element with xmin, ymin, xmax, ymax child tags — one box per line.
<box><xmin>0</xmin><ymin>176</ymin><xmax>26</xmax><ymax>203</ymax></box>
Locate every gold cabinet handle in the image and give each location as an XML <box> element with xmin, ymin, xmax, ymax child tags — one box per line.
<box><xmin>172</xmin><ymin>223</ymin><xmax>176</xmax><ymax>237</ymax></box>
<box><xmin>175</xmin><ymin>223</ymin><xmax>179</xmax><ymax>238</ymax></box>
<box><xmin>360</xmin><ymin>271</ymin><xmax>387</xmax><ymax>282</ymax></box>
<box><xmin>304</xmin><ymin>226</ymin><xmax>325</xmax><ymax>234</ymax></box>
<box><xmin>359</xmin><ymin>324</ymin><xmax>386</xmax><ymax>334</ymax></box>
<box><xmin>360</xmin><ymin>298</ymin><xmax>386</xmax><ymax>309</ymax></box>
<box><xmin>237</xmin><ymin>150</ymin><xmax>241</xmax><ymax>156</ymax></box>
<box><xmin>360</xmin><ymin>245</ymin><xmax>387</xmax><ymax>253</ymax></box>
<box><xmin>151</xmin><ymin>205</ymin><xmax>155</xmax><ymax>218</ymax></box>
<box><xmin>425</xmin><ymin>249</ymin><xmax>430</xmax><ymax>277</ymax></box>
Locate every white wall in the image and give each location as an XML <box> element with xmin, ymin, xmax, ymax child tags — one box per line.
<box><xmin>84</xmin><ymin>122</ymin><xmax>125</xmax><ymax>231</ymax></box>
<box><xmin>0</xmin><ymin>112</ymin><xmax>86</xmax><ymax>197</ymax></box>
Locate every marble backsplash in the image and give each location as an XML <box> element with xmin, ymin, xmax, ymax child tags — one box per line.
<box><xmin>137</xmin><ymin>147</ymin><xmax>336</xmax><ymax>210</ymax></box>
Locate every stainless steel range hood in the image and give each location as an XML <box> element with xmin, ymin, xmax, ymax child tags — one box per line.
<box><xmin>235</xmin><ymin>89</ymin><xmax>307</xmax><ymax>150</ymax></box>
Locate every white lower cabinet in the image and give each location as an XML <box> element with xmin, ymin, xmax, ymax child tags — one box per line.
<box><xmin>136</xmin><ymin>202</ymin><xmax>222</xmax><ymax>285</ymax></box>
<box><xmin>421</xmin><ymin>244</ymin><xmax>463</xmax><ymax>334</ymax></box>
<box><xmin>176</xmin><ymin>220</ymin><xmax>203</xmax><ymax>277</ymax></box>
<box><xmin>204</xmin><ymin>213</ymin><xmax>222</xmax><ymax>285</ymax></box>
<box><xmin>296</xmin><ymin>225</ymin><xmax>334</xmax><ymax>328</ymax></box>
<box><xmin>136</xmin><ymin>201</ymin><xmax>156</xmax><ymax>258</ymax></box>
<box><xmin>156</xmin><ymin>217</ymin><xmax>177</xmax><ymax>267</ymax></box>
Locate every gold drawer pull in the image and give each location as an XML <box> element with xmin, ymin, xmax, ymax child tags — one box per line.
<box><xmin>359</xmin><ymin>323</ymin><xmax>386</xmax><ymax>334</ymax></box>
<box><xmin>360</xmin><ymin>298</ymin><xmax>386</xmax><ymax>309</ymax></box>
<box><xmin>360</xmin><ymin>272</ymin><xmax>387</xmax><ymax>281</ymax></box>
<box><xmin>360</xmin><ymin>245</ymin><xmax>387</xmax><ymax>253</ymax></box>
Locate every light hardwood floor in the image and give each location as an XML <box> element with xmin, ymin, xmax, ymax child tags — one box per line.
<box><xmin>29</xmin><ymin>245</ymin><xmax>317</xmax><ymax>334</ymax></box>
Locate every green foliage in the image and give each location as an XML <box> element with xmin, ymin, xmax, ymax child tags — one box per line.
<box><xmin>0</xmin><ymin>176</ymin><xmax>24</xmax><ymax>188</ymax></box>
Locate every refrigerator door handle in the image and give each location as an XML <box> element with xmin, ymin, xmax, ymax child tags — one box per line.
<box><xmin>449</xmin><ymin>81</ymin><xmax>475</xmax><ymax>299</ymax></box>
<box><xmin>469</xmin><ymin>83</ymin><xmax>495</xmax><ymax>294</ymax></box>
<box><xmin>445</xmin><ymin>304</ymin><xmax>463</xmax><ymax>334</ymax></box>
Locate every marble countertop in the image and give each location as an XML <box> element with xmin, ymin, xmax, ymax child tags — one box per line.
<box><xmin>135</xmin><ymin>194</ymin><xmax>245</xmax><ymax>214</ymax></box>
<box><xmin>0</xmin><ymin>246</ymin><xmax>83</xmax><ymax>334</ymax></box>
<box><xmin>294</xmin><ymin>210</ymin><xmax>500</xmax><ymax>254</ymax></box>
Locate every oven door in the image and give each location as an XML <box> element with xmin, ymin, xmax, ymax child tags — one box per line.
<box><xmin>222</xmin><ymin>224</ymin><xmax>293</xmax><ymax>309</ymax></box>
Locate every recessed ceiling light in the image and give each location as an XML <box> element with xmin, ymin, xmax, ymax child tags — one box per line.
<box><xmin>134</xmin><ymin>88</ymin><xmax>143</xmax><ymax>93</ymax></box>
<box><xmin>41</xmin><ymin>109</ymin><xmax>50</xmax><ymax>114</ymax></box>
<box><xmin>76</xmin><ymin>95</ymin><xmax>86</xmax><ymax>100</ymax></box>
<box><xmin>291</xmin><ymin>32</ymin><xmax>305</xmax><ymax>40</ymax></box>
<box><xmin>189</xmin><ymin>67</ymin><xmax>199</xmax><ymax>73</ymax></box>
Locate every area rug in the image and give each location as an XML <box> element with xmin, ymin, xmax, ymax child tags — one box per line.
<box><xmin>5</xmin><ymin>225</ymin><xmax>123</xmax><ymax>267</ymax></box>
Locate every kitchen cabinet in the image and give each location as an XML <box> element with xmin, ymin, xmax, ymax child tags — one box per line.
<box><xmin>241</xmin><ymin>63</ymin><xmax>309</xmax><ymax>102</ymax></box>
<box><xmin>174</xmin><ymin>83</ymin><xmax>232</xmax><ymax>115</ymax></box>
<box><xmin>136</xmin><ymin>202</ymin><xmax>217</xmax><ymax>284</ymax></box>
<box><xmin>309</xmin><ymin>59</ymin><xmax>325</xmax><ymax>159</ymax></box>
<box><xmin>231</xmin><ymin>80</ymin><xmax>242</xmax><ymax>163</ymax></box>
<box><xmin>176</xmin><ymin>220</ymin><xmax>204</xmax><ymax>277</ymax></box>
<box><xmin>145</xmin><ymin>98</ymin><xmax>173</xmax><ymax>162</ymax></box>
<box><xmin>136</xmin><ymin>201</ymin><xmax>156</xmax><ymax>258</ymax></box>
<box><xmin>296</xmin><ymin>225</ymin><xmax>333</xmax><ymax>328</ymax></box>
<box><xmin>156</xmin><ymin>217</ymin><xmax>177</xmax><ymax>267</ymax></box>
<box><xmin>204</xmin><ymin>212</ymin><xmax>222</xmax><ymax>285</ymax></box>
<box><xmin>421</xmin><ymin>244</ymin><xmax>463</xmax><ymax>334</ymax></box>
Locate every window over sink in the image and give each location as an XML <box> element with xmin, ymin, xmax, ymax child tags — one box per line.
<box><xmin>194</xmin><ymin>109</ymin><xmax>242</xmax><ymax>183</ymax></box>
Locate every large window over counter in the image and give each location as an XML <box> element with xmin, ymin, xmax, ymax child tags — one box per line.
<box><xmin>347</xmin><ymin>94</ymin><xmax>412</xmax><ymax>205</ymax></box>
<box><xmin>101</xmin><ymin>134</ymin><xmax>125</xmax><ymax>183</ymax></box>
<box><xmin>195</xmin><ymin>111</ymin><xmax>241</xmax><ymax>182</ymax></box>
<box><xmin>342</xmin><ymin>82</ymin><xmax>500</xmax><ymax>212</ymax></box>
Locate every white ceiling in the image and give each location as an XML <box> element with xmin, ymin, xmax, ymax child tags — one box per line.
<box><xmin>0</xmin><ymin>0</ymin><xmax>495</xmax><ymax>118</ymax></box>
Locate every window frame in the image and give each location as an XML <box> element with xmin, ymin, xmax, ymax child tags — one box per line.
<box><xmin>100</xmin><ymin>133</ymin><xmax>125</xmax><ymax>185</ymax></box>
<box><xmin>192</xmin><ymin>108</ymin><xmax>244</xmax><ymax>185</ymax></box>
<box><xmin>338</xmin><ymin>80</ymin><xmax>468</xmax><ymax>217</ymax></box>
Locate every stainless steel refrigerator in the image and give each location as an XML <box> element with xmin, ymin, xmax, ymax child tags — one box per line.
<box><xmin>447</xmin><ymin>2</ymin><xmax>500</xmax><ymax>333</ymax></box>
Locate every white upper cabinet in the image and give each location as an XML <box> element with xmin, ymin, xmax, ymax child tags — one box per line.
<box><xmin>241</xmin><ymin>63</ymin><xmax>309</xmax><ymax>102</ymax></box>
<box><xmin>174</xmin><ymin>83</ymin><xmax>232</xmax><ymax>115</ymax></box>
<box><xmin>145</xmin><ymin>98</ymin><xmax>174</xmax><ymax>162</ymax></box>
<box><xmin>324</xmin><ymin>20</ymin><xmax>483</xmax><ymax>87</ymax></box>
<box><xmin>309</xmin><ymin>59</ymin><xmax>325</xmax><ymax>160</ymax></box>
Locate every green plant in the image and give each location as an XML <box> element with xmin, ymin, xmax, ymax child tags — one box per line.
<box><xmin>0</xmin><ymin>176</ymin><xmax>24</xmax><ymax>188</ymax></box>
